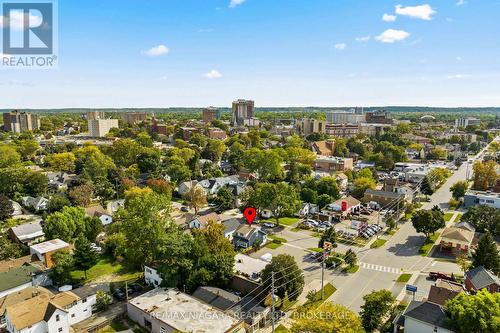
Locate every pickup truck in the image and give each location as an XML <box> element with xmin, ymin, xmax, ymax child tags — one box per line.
<box><xmin>428</xmin><ymin>271</ymin><xmax>456</xmax><ymax>282</ymax></box>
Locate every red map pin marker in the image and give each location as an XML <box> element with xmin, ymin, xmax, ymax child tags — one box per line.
<box><xmin>243</xmin><ymin>207</ymin><xmax>257</xmax><ymax>226</ymax></box>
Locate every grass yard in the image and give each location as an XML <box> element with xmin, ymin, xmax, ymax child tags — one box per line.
<box><xmin>268</xmin><ymin>235</ymin><xmax>288</xmax><ymax>243</ymax></box>
<box><xmin>337</xmin><ymin>237</ymin><xmax>366</xmax><ymax>247</ymax></box>
<box><xmin>444</xmin><ymin>212</ymin><xmax>454</xmax><ymax>222</ymax></box>
<box><xmin>370</xmin><ymin>239</ymin><xmax>387</xmax><ymax>249</ymax></box>
<box><xmin>262</xmin><ymin>217</ymin><xmax>300</xmax><ymax>226</ymax></box>
<box><xmin>308</xmin><ymin>247</ymin><xmax>323</xmax><ymax>253</ymax></box>
<box><xmin>266</xmin><ymin>242</ymin><xmax>283</xmax><ymax>249</ymax></box>
<box><xmin>396</xmin><ymin>273</ymin><xmax>412</xmax><ymax>283</ymax></box>
<box><xmin>418</xmin><ymin>233</ymin><xmax>440</xmax><ymax>257</ymax></box>
<box><xmin>454</xmin><ymin>213</ymin><xmax>463</xmax><ymax>223</ymax></box>
<box><xmin>71</xmin><ymin>254</ymin><xmax>142</xmax><ymax>283</ymax></box>
<box><xmin>305</xmin><ymin>283</ymin><xmax>337</xmax><ymax>308</ymax></box>
<box><xmin>291</xmin><ymin>227</ymin><xmax>301</xmax><ymax>232</ymax></box>
<box><xmin>97</xmin><ymin>319</ymin><xmax>129</xmax><ymax>333</ymax></box>
<box><xmin>343</xmin><ymin>265</ymin><xmax>359</xmax><ymax>274</ymax></box>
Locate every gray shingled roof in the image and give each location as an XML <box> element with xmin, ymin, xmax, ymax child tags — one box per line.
<box><xmin>403</xmin><ymin>301</ymin><xmax>453</xmax><ymax>330</ymax></box>
<box><xmin>466</xmin><ymin>266</ymin><xmax>500</xmax><ymax>290</ymax></box>
<box><xmin>192</xmin><ymin>286</ymin><xmax>240</xmax><ymax>311</ymax></box>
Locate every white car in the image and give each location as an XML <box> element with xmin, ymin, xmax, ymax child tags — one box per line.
<box><xmin>263</xmin><ymin>222</ymin><xmax>276</xmax><ymax>228</ymax></box>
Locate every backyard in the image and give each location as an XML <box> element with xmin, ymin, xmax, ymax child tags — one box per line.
<box><xmin>71</xmin><ymin>254</ymin><xmax>142</xmax><ymax>283</ymax></box>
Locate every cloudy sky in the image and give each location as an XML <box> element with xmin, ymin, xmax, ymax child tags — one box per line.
<box><xmin>2</xmin><ymin>0</ymin><xmax>500</xmax><ymax>108</ymax></box>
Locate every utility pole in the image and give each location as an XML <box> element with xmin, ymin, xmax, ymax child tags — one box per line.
<box><xmin>125</xmin><ymin>280</ymin><xmax>129</xmax><ymax>301</ymax></box>
<box><xmin>271</xmin><ymin>272</ymin><xmax>275</xmax><ymax>333</ymax></box>
<box><xmin>321</xmin><ymin>250</ymin><xmax>325</xmax><ymax>300</ymax></box>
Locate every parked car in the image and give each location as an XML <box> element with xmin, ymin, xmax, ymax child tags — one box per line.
<box><xmin>129</xmin><ymin>283</ymin><xmax>143</xmax><ymax>292</ymax></box>
<box><xmin>263</xmin><ymin>222</ymin><xmax>276</xmax><ymax>228</ymax></box>
<box><xmin>181</xmin><ymin>206</ymin><xmax>189</xmax><ymax>212</ymax></box>
<box><xmin>113</xmin><ymin>289</ymin><xmax>126</xmax><ymax>301</ymax></box>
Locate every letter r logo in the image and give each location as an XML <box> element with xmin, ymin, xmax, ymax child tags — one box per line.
<box><xmin>2</xmin><ymin>2</ymin><xmax>53</xmax><ymax>54</ymax></box>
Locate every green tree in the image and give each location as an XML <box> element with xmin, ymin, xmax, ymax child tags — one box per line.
<box><xmin>43</xmin><ymin>206</ymin><xmax>87</xmax><ymax>242</ymax></box>
<box><xmin>24</xmin><ymin>172</ymin><xmax>48</xmax><ymax>197</ymax></box>
<box><xmin>317</xmin><ymin>194</ymin><xmax>332</xmax><ymax>209</ymax></box>
<box><xmin>48</xmin><ymin>194</ymin><xmax>71</xmax><ymax>213</ymax></box>
<box><xmin>136</xmin><ymin>131</ymin><xmax>153</xmax><ymax>147</ymax></box>
<box><xmin>50</xmin><ymin>250</ymin><xmax>74</xmax><ymax>286</ymax></box>
<box><xmin>461</xmin><ymin>205</ymin><xmax>500</xmax><ymax>235</ymax></box>
<box><xmin>344</xmin><ymin>248</ymin><xmax>358</xmax><ymax>268</ymax></box>
<box><xmin>360</xmin><ymin>289</ymin><xmax>395</xmax><ymax>332</ymax></box>
<box><xmin>291</xmin><ymin>302</ymin><xmax>363</xmax><ymax>333</ymax></box>
<box><xmin>117</xmin><ymin>188</ymin><xmax>172</xmax><ymax>268</ymax></box>
<box><xmin>146</xmin><ymin>179</ymin><xmax>173</xmax><ymax>199</ymax></box>
<box><xmin>318</xmin><ymin>227</ymin><xmax>337</xmax><ymax>249</ymax></box>
<box><xmin>46</xmin><ymin>152</ymin><xmax>76</xmax><ymax>173</ymax></box>
<box><xmin>108</xmin><ymin>139</ymin><xmax>143</xmax><ymax>167</ymax></box>
<box><xmin>0</xmin><ymin>145</ymin><xmax>21</xmax><ymax>168</ymax></box>
<box><xmin>300</xmin><ymin>188</ymin><xmax>317</xmax><ymax>204</ymax></box>
<box><xmin>0</xmin><ymin>194</ymin><xmax>14</xmax><ymax>221</ymax></box>
<box><xmin>262</xmin><ymin>254</ymin><xmax>304</xmax><ymax>304</ymax></box>
<box><xmin>317</xmin><ymin>177</ymin><xmax>340</xmax><ymax>199</ymax></box>
<box><xmin>15</xmin><ymin>139</ymin><xmax>39</xmax><ymax>160</ymax></box>
<box><xmin>445</xmin><ymin>290</ymin><xmax>500</xmax><ymax>333</ymax></box>
<box><xmin>75</xmin><ymin>145</ymin><xmax>116</xmax><ymax>180</ymax></box>
<box><xmin>269</xmin><ymin>182</ymin><xmax>301</xmax><ymax>224</ymax></box>
<box><xmin>228</xmin><ymin>141</ymin><xmax>245</xmax><ymax>172</ymax></box>
<box><xmin>213</xmin><ymin>186</ymin><xmax>234</xmax><ymax>211</ymax></box>
<box><xmin>202</xmin><ymin>139</ymin><xmax>226</xmax><ymax>162</ymax></box>
<box><xmin>411</xmin><ymin>209</ymin><xmax>445</xmax><ymax>238</ymax></box>
<box><xmin>0</xmin><ymin>234</ymin><xmax>23</xmax><ymax>260</ymax></box>
<box><xmin>85</xmin><ymin>216</ymin><xmax>103</xmax><ymax>242</ymax></box>
<box><xmin>136</xmin><ymin>148</ymin><xmax>161</xmax><ymax>174</ymax></box>
<box><xmin>472</xmin><ymin>232</ymin><xmax>500</xmax><ymax>275</ymax></box>
<box><xmin>95</xmin><ymin>291</ymin><xmax>112</xmax><ymax>311</ymax></box>
<box><xmin>450</xmin><ymin>181</ymin><xmax>468</xmax><ymax>200</ymax></box>
<box><xmin>420</xmin><ymin>175</ymin><xmax>435</xmax><ymax>195</ymax></box>
<box><xmin>352</xmin><ymin>177</ymin><xmax>376</xmax><ymax>199</ymax></box>
<box><xmin>73</xmin><ymin>236</ymin><xmax>98</xmax><ymax>279</ymax></box>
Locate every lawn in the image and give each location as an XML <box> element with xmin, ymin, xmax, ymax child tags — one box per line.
<box><xmin>444</xmin><ymin>212</ymin><xmax>454</xmax><ymax>222</ymax></box>
<box><xmin>305</xmin><ymin>283</ymin><xmax>337</xmax><ymax>308</ymax></box>
<box><xmin>343</xmin><ymin>265</ymin><xmax>359</xmax><ymax>274</ymax></box>
<box><xmin>307</xmin><ymin>247</ymin><xmax>323</xmax><ymax>253</ymax></box>
<box><xmin>385</xmin><ymin>229</ymin><xmax>397</xmax><ymax>236</ymax></box>
<box><xmin>370</xmin><ymin>239</ymin><xmax>387</xmax><ymax>249</ymax></box>
<box><xmin>418</xmin><ymin>233</ymin><xmax>440</xmax><ymax>257</ymax></box>
<box><xmin>266</xmin><ymin>242</ymin><xmax>283</xmax><ymax>249</ymax></box>
<box><xmin>454</xmin><ymin>213</ymin><xmax>463</xmax><ymax>223</ymax></box>
<box><xmin>396</xmin><ymin>274</ymin><xmax>412</xmax><ymax>283</ymax></box>
<box><xmin>291</xmin><ymin>227</ymin><xmax>301</xmax><ymax>232</ymax></box>
<box><xmin>263</xmin><ymin>217</ymin><xmax>300</xmax><ymax>226</ymax></box>
<box><xmin>71</xmin><ymin>254</ymin><xmax>142</xmax><ymax>283</ymax></box>
<box><xmin>268</xmin><ymin>235</ymin><xmax>288</xmax><ymax>243</ymax></box>
<box><xmin>97</xmin><ymin>319</ymin><xmax>129</xmax><ymax>333</ymax></box>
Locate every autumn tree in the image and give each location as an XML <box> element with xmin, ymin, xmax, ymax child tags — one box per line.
<box><xmin>183</xmin><ymin>183</ymin><xmax>207</xmax><ymax>214</ymax></box>
<box><xmin>473</xmin><ymin>160</ymin><xmax>499</xmax><ymax>190</ymax></box>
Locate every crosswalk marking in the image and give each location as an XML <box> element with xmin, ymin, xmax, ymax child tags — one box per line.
<box><xmin>360</xmin><ymin>262</ymin><xmax>401</xmax><ymax>274</ymax></box>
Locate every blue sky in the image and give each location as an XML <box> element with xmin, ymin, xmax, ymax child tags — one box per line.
<box><xmin>2</xmin><ymin>0</ymin><xmax>500</xmax><ymax>108</ymax></box>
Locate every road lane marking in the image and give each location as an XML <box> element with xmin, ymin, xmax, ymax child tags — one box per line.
<box><xmin>360</xmin><ymin>262</ymin><xmax>401</xmax><ymax>274</ymax></box>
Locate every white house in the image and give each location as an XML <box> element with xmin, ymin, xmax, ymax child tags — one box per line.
<box><xmin>21</xmin><ymin>197</ymin><xmax>49</xmax><ymax>212</ymax></box>
<box><xmin>4</xmin><ymin>287</ymin><xmax>96</xmax><ymax>333</ymax></box>
<box><xmin>84</xmin><ymin>205</ymin><xmax>113</xmax><ymax>227</ymax></box>
<box><xmin>393</xmin><ymin>301</ymin><xmax>454</xmax><ymax>333</ymax></box>
<box><xmin>144</xmin><ymin>265</ymin><xmax>163</xmax><ymax>287</ymax></box>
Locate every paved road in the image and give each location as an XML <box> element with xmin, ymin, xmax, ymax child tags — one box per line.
<box><xmin>328</xmin><ymin>139</ymin><xmax>495</xmax><ymax>313</ymax></box>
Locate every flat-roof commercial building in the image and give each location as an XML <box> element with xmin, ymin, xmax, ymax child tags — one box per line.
<box><xmin>326</xmin><ymin>110</ymin><xmax>365</xmax><ymax>124</ymax></box>
<box><xmin>464</xmin><ymin>190</ymin><xmax>500</xmax><ymax>209</ymax></box>
<box><xmin>122</xmin><ymin>112</ymin><xmax>148</xmax><ymax>124</ymax></box>
<box><xmin>127</xmin><ymin>288</ymin><xmax>245</xmax><ymax>333</ymax></box>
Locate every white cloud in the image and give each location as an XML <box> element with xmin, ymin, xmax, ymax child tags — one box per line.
<box><xmin>229</xmin><ymin>0</ymin><xmax>245</xmax><ymax>8</ymax></box>
<box><xmin>382</xmin><ymin>14</ymin><xmax>397</xmax><ymax>22</ymax></box>
<box><xmin>204</xmin><ymin>70</ymin><xmax>223</xmax><ymax>79</ymax></box>
<box><xmin>395</xmin><ymin>4</ymin><xmax>436</xmax><ymax>20</ymax></box>
<box><xmin>447</xmin><ymin>74</ymin><xmax>467</xmax><ymax>79</ymax></box>
<box><xmin>334</xmin><ymin>43</ymin><xmax>346</xmax><ymax>50</ymax></box>
<box><xmin>456</xmin><ymin>0</ymin><xmax>467</xmax><ymax>6</ymax></box>
<box><xmin>141</xmin><ymin>45</ymin><xmax>169</xmax><ymax>57</ymax></box>
<box><xmin>355</xmin><ymin>36</ymin><xmax>371</xmax><ymax>42</ymax></box>
<box><xmin>375</xmin><ymin>29</ymin><xmax>410</xmax><ymax>43</ymax></box>
<box><xmin>0</xmin><ymin>11</ymin><xmax>43</xmax><ymax>30</ymax></box>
